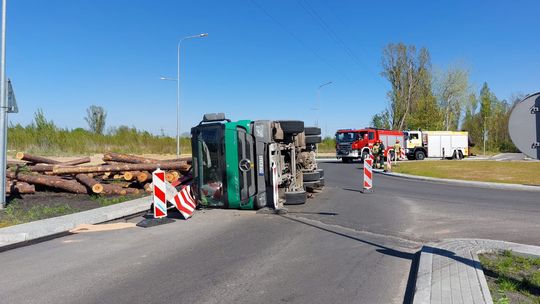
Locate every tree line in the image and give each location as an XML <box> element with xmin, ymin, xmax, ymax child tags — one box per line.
<box><xmin>371</xmin><ymin>43</ymin><xmax>520</xmax><ymax>152</ymax></box>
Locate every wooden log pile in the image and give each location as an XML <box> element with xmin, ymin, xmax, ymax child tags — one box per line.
<box><xmin>6</xmin><ymin>152</ymin><xmax>191</xmax><ymax>197</ymax></box>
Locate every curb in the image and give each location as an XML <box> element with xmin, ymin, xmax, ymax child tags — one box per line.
<box><xmin>413</xmin><ymin>239</ymin><xmax>540</xmax><ymax>304</ymax></box>
<box><xmin>378</xmin><ymin>171</ymin><xmax>540</xmax><ymax>192</ymax></box>
<box><xmin>0</xmin><ymin>196</ymin><xmax>151</xmax><ymax>248</ymax></box>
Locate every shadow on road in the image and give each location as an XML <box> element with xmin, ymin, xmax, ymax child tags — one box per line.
<box><xmin>279</xmin><ymin>214</ymin><xmax>418</xmax><ymax>303</ymax></box>
<box><xmin>279</xmin><ymin>214</ymin><xmax>482</xmax><ymax>304</ymax></box>
<box><xmin>285</xmin><ymin>211</ymin><xmax>338</xmax><ymax>216</ymax></box>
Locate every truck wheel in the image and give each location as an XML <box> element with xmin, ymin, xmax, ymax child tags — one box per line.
<box><xmin>458</xmin><ymin>150</ymin><xmax>464</xmax><ymax>159</ymax></box>
<box><xmin>318</xmin><ymin>177</ymin><xmax>325</xmax><ymax>187</ymax></box>
<box><xmin>284</xmin><ymin>191</ymin><xmax>307</xmax><ymax>205</ymax></box>
<box><xmin>304</xmin><ymin>127</ymin><xmax>321</xmax><ymax>136</ymax></box>
<box><xmin>303</xmin><ymin>171</ymin><xmax>320</xmax><ymax>182</ymax></box>
<box><xmin>415</xmin><ymin>150</ymin><xmax>426</xmax><ymax>161</ymax></box>
<box><xmin>305</xmin><ymin>135</ymin><xmax>322</xmax><ymax>144</ymax></box>
<box><xmin>303</xmin><ymin>181</ymin><xmax>320</xmax><ymax>192</ymax></box>
<box><xmin>277</xmin><ymin>120</ymin><xmax>304</xmax><ymax>135</ymax></box>
<box><xmin>315</xmin><ymin>168</ymin><xmax>324</xmax><ymax>178</ymax></box>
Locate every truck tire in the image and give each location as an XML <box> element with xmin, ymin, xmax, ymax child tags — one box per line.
<box><xmin>318</xmin><ymin>177</ymin><xmax>325</xmax><ymax>187</ymax></box>
<box><xmin>284</xmin><ymin>190</ymin><xmax>307</xmax><ymax>205</ymax></box>
<box><xmin>303</xmin><ymin>171</ymin><xmax>320</xmax><ymax>182</ymax></box>
<box><xmin>305</xmin><ymin>135</ymin><xmax>322</xmax><ymax>144</ymax></box>
<box><xmin>303</xmin><ymin>181</ymin><xmax>320</xmax><ymax>192</ymax></box>
<box><xmin>453</xmin><ymin>150</ymin><xmax>464</xmax><ymax>160</ymax></box>
<box><xmin>315</xmin><ymin>168</ymin><xmax>324</xmax><ymax>178</ymax></box>
<box><xmin>304</xmin><ymin>127</ymin><xmax>321</xmax><ymax>136</ymax></box>
<box><xmin>277</xmin><ymin>120</ymin><xmax>304</xmax><ymax>135</ymax></box>
<box><xmin>415</xmin><ymin>150</ymin><xmax>426</xmax><ymax>161</ymax></box>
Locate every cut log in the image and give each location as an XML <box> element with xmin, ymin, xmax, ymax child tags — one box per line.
<box><xmin>9</xmin><ymin>172</ymin><xmax>87</xmax><ymax>194</ymax></box>
<box><xmin>6</xmin><ymin>181</ymin><xmax>35</xmax><ymax>194</ymax></box>
<box><xmin>75</xmin><ymin>174</ymin><xmax>104</xmax><ymax>194</ymax></box>
<box><xmin>143</xmin><ymin>183</ymin><xmax>152</xmax><ymax>193</ymax></box>
<box><xmin>113</xmin><ymin>174</ymin><xmax>124</xmax><ymax>180</ymax></box>
<box><xmin>137</xmin><ymin>171</ymin><xmax>151</xmax><ymax>183</ymax></box>
<box><xmin>123</xmin><ymin>171</ymin><xmax>141</xmax><ymax>181</ymax></box>
<box><xmin>15</xmin><ymin>152</ymin><xmax>61</xmax><ymax>164</ymax></box>
<box><xmin>165</xmin><ymin>172</ymin><xmax>176</xmax><ymax>183</ymax></box>
<box><xmin>161</xmin><ymin>157</ymin><xmax>192</xmax><ymax>163</ymax></box>
<box><xmin>61</xmin><ymin>157</ymin><xmax>91</xmax><ymax>166</ymax></box>
<box><xmin>7</xmin><ymin>160</ymin><xmax>28</xmax><ymax>167</ymax></box>
<box><xmin>51</xmin><ymin>162</ymin><xmax>190</xmax><ymax>175</ymax></box>
<box><xmin>170</xmin><ymin>171</ymin><xmax>180</xmax><ymax>179</ymax></box>
<box><xmin>124</xmin><ymin>188</ymin><xmax>140</xmax><ymax>195</ymax></box>
<box><xmin>102</xmin><ymin>152</ymin><xmax>159</xmax><ymax>164</ymax></box>
<box><xmin>100</xmin><ymin>184</ymin><xmax>128</xmax><ymax>195</ymax></box>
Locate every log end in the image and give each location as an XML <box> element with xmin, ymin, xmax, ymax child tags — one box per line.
<box><xmin>92</xmin><ymin>184</ymin><xmax>104</xmax><ymax>194</ymax></box>
<box><xmin>15</xmin><ymin>152</ymin><xmax>25</xmax><ymax>160</ymax></box>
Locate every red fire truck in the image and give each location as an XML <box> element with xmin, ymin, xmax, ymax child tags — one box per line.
<box><xmin>335</xmin><ymin>128</ymin><xmax>405</xmax><ymax>163</ymax></box>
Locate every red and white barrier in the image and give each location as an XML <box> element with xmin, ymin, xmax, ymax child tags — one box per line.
<box><xmin>400</xmin><ymin>148</ymin><xmax>406</xmax><ymax>160</ymax></box>
<box><xmin>363</xmin><ymin>154</ymin><xmax>373</xmax><ymax>192</ymax></box>
<box><xmin>152</xmin><ymin>169</ymin><xmax>168</xmax><ymax>218</ymax></box>
<box><xmin>152</xmin><ymin>169</ymin><xmax>196</xmax><ymax>219</ymax></box>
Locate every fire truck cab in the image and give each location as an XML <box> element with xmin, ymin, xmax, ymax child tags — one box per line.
<box><xmin>335</xmin><ymin>128</ymin><xmax>404</xmax><ymax>163</ymax></box>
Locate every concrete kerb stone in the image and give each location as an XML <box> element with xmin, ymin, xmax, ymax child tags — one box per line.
<box><xmin>379</xmin><ymin>171</ymin><xmax>540</xmax><ymax>192</ymax></box>
<box><xmin>0</xmin><ymin>196</ymin><xmax>151</xmax><ymax>247</ymax></box>
<box><xmin>413</xmin><ymin>239</ymin><xmax>540</xmax><ymax>304</ymax></box>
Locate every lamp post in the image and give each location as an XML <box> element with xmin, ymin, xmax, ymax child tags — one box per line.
<box><xmin>161</xmin><ymin>33</ymin><xmax>208</xmax><ymax>157</ymax></box>
<box><xmin>314</xmin><ymin>81</ymin><xmax>332</xmax><ymax>128</ymax></box>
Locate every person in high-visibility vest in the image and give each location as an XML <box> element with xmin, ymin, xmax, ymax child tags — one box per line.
<box><xmin>372</xmin><ymin>142</ymin><xmax>381</xmax><ymax>168</ymax></box>
<box><xmin>393</xmin><ymin>140</ymin><xmax>401</xmax><ymax>162</ymax></box>
<box><xmin>377</xmin><ymin>140</ymin><xmax>385</xmax><ymax>169</ymax></box>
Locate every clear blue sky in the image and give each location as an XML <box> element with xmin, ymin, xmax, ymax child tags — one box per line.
<box><xmin>6</xmin><ymin>0</ymin><xmax>540</xmax><ymax>137</ymax></box>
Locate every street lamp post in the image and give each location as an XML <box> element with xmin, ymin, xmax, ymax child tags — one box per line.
<box><xmin>314</xmin><ymin>81</ymin><xmax>332</xmax><ymax>128</ymax></box>
<box><xmin>161</xmin><ymin>33</ymin><xmax>208</xmax><ymax>158</ymax></box>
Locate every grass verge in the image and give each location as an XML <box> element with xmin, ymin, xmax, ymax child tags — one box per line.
<box><xmin>392</xmin><ymin>161</ymin><xmax>540</xmax><ymax>185</ymax></box>
<box><xmin>0</xmin><ymin>193</ymin><xmax>145</xmax><ymax>228</ymax></box>
<box><xmin>479</xmin><ymin>250</ymin><xmax>540</xmax><ymax>304</ymax></box>
<box><xmin>0</xmin><ymin>200</ymin><xmax>78</xmax><ymax>228</ymax></box>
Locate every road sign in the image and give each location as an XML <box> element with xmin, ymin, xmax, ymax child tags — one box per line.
<box><xmin>7</xmin><ymin>79</ymin><xmax>17</xmax><ymax>113</ymax></box>
<box><xmin>508</xmin><ymin>92</ymin><xmax>540</xmax><ymax>160</ymax></box>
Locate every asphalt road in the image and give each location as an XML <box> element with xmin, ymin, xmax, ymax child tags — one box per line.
<box><xmin>1</xmin><ymin>161</ymin><xmax>539</xmax><ymax>304</ymax></box>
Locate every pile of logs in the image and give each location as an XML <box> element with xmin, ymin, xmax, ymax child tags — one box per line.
<box><xmin>6</xmin><ymin>152</ymin><xmax>191</xmax><ymax>196</ymax></box>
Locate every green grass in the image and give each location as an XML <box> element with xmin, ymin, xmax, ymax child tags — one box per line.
<box><xmin>479</xmin><ymin>250</ymin><xmax>540</xmax><ymax>304</ymax></box>
<box><xmin>393</xmin><ymin>161</ymin><xmax>540</xmax><ymax>185</ymax></box>
<box><xmin>8</xmin><ymin>123</ymin><xmax>191</xmax><ymax>156</ymax></box>
<box><xmin>0</xmin><ymin>200</ymin><xmax>77</xmax><ymax>228</ymax></box>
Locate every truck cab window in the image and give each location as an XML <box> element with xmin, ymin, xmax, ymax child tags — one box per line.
<box><xmin>368</xmin><ymin>132</ymin><xmax>374</xmax><ymax>140</ymax></box>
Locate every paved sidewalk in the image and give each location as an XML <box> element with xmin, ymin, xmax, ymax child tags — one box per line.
<box><xmin>0</xmin><ymin>196</ymin><xmax>151</xmax><ymax>248</ymax></box>
<box><xmin>414</xmin><ymin>239</ymin><xmax>540</xmax><ymax>304</ymax></box>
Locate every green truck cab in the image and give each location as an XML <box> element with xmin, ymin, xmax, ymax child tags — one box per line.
<box><xmin>191</xmin><ymin>113</ymin><xmax>324</xmax><ymax>210</ymax></box>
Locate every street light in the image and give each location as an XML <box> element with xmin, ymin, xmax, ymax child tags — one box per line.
<box><xmin>161</xmin><ymin>33</ymin><xmax>208</xmax><ymax>157</ymax></box>
<box><xmin>313</xmin><ymin>81</ymin><xmax>333</xmax><ymax>127</ymax></box>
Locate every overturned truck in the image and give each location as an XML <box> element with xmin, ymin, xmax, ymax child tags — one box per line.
<box><xmin>190</xmin><ymin>113</ymin><xmax>324</xmax><ymax>209</ymax></box>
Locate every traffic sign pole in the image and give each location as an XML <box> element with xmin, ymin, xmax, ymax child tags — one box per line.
<box><xmin>0</xmin><ymin>0</ymin><xmax>7</xmax><ymax>209</ymax></box>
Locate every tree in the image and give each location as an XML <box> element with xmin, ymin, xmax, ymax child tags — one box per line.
<box><xmin>434</xmin><ymin>67</ymin><xmax>469</xmax><ymax>130</ymax></box>
<box><xmin>85</xmin><ymin>105</ymin><xmax>107</xmax><ymax>135</ymax></box>
<box><xmin>381</xmin><ymin>43</ymin><xmax>433</xmax><ymax>130</ymax></box>
<box><xmin>371</xmin><ymin>110</ymin><xmax>391</xmax><ymax>129</ymax></box>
